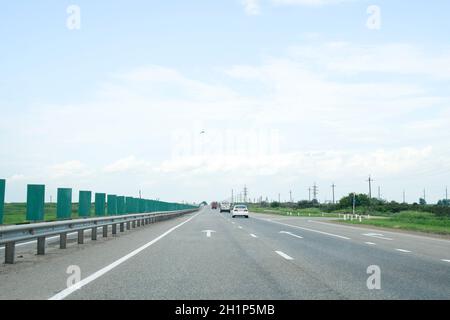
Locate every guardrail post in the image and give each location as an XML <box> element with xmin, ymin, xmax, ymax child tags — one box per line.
<box><xmin>137</xmin><ymin>219</ymin><xmax>141</xmax><ymax>227</ymax></box>
<box><xmin>132</xmin><ymin>220</ymin><xmax>136</xmax><ymax>228</ymax></box>
<box><xmin>112</xmin><ymin>224</ymin><xmax>117</xmax><ymax>235</ymax></box>
<box><xmin>5</xmin><ymin>242</ymin><xmax>15</xmax><ymax>264</ymax></box>
<box><xmin>37</xmin><ymin>236</ymin><xmax>46</xmax><ymax>255</ymax></box>
<box><xmin>120</xmin><ymin>223</ymin><xmax>124</xmax><ymax>232</ymax></box>
<box><xmin>126</xmin><ymin>221</ymin><xmax>131</xmax><ymax>230</ymax></box>
<box><xmin>60</xmin><ymin>233</ymin><xmax>67</xmax><ymax>249</ymax></box>
<box><xmin>78</xmin><ymin>230</ymin><xmax>84</xmax><ymax>244</ymax></box>
<box><xmin>92</xmin><ymin>227</ymin><xmax>97</xmax><ymax>240</ymax></box>
<box><xmin>103</xmin><ymin>225</ymin><xmax>108</xmax><ymax>237</ymax></box>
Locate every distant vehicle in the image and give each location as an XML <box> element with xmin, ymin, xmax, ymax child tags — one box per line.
<box><xmin>232</xmin><ymin>204</ymin><xmax>249</xmax><ymax>218</ymax></box>
<box><xmin>211</xmin><ymin>202</ymin><xmax>218</xmax><ymax>210</ymax></box>
<box><xmin>219</xmin><ymin>201</ymin><xmax>231</xmax><ymax>213</ymax></box>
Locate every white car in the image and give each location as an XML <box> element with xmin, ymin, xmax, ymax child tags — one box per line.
<box><xmin>232</xmin><ymin>204</ymin><xmax>249</xmax><ymax>218</ymax></box>
<box><xmin>220</xmin><ymin>202</ymin><xmax>231</xmax><ymax>213</ymax></box>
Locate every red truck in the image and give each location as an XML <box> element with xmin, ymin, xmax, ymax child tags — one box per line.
<box><xmin>211</xmin><ymin>202</ymin><xmax>218</xmax><ymax>210</ymax></box>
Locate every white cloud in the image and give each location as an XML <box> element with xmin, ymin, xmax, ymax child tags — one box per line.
<box><xmin>242</xmin><ymin>0</ymin><xmax>261</xmax><ymax>15</ymax></box>
<box><xmin>271</xmin><ymin>0</ymin><xmax>355</xmax><ymax>6</ymax></box>
<box><xmin>241</xmin><ymin>0</ymin><xmax>356</xmax><ymax>15</ymax></box>
<box><xmin>103</xmin><ymin>156</ymin><xmax>152</xmax><ymax>174</ymax></box>
<box><xmin>2</xmin><ymin>41</ymin><xmax>450</xmax><ymax>202</ymax></box>
<box><xmin>49</xmin><ymin>161</ymin><xmax>92</xmax><ymax>179</ymax></box>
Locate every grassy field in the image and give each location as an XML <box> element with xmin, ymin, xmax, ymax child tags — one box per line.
<box><xmin>249</xmin><ymin>206</ymin><xmax>339</xmax><ymax>218</ymax></box>
<box><xmin>1</xmin><ymin>203</ymin><xmax>94</xmax><ymax>225</ymax></box>
<box><xmin>337</xmin><ymin>211</ymin><xmax>450</xmax><ymax>235</ymax></box>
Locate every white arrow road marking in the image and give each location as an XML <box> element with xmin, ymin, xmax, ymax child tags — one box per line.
<box><xmin>363</xmin><ymin>233</ymin><xmax>393</xmax><ymax>241</ymax></box>
<box><xmin>395</xmin><ymin>249</ymin><xmax>412</xmax><ymax>253</ymax></box>
<box><xmin>202</xmin><ymin>230</ymin><xmax>216</xmax><ymax>238</ymax></box>
<box><xmin>279</xmin><ymin>231</ymin><xmax>303</xmax><ymax>239</ymax></box>
<box><xmin>250</xmin><ymin>234</ymin><xmax>258</xmax><ymax>238</ymax></box>
<box><xmin>275</xmin><ymin>251</ymin><xmax>294</xmax><ymax>260</ymax></box>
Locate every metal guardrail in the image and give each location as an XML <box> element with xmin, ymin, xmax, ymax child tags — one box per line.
<box><xmin>0</xmin><ymin>208</ymin><xmax>198</xmax><ymax>264</ymax></box>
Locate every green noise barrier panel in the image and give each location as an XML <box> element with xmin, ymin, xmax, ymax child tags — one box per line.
<box><xmin>117</xmin><ymin>196</ymin><xmax>125</xmax><ymax>215</ymax></box>
<box><xmin>57</xmin><ymin>188</ymin><xmax>72</xmax><ymax>220</ymax></box>
<box><xmin>78</xmin><ymin>191</ymin><xmax>92</xmax><ymax>217</ymax></box>
<box><xmin>0</xmin><ymin>179</ymin><xmax>5</xmax><ymax>224</ymax></box>
<box><xmin>26</xmin><ymin>184</ymin><xmax>45</xmax><ymax>221</ymax></box>
<box><xmin>107</xmin><ymin>195</ymin><xmax>118</xmax><ymax>215</ymax></box>
<box><xmin>95</xmin><ymin>193</ymin><xmax>106</xmax><ymax>216</ymax></box>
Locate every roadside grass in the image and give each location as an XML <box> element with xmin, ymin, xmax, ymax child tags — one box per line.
<box><xmin>1</xmin><ymin>203</ymin><xmax>92</xmax><ymax>225</ymax></box>
<box><xmin>337</xmin><ymin>211</ymin><xmax>450</xmax><ymax>235</ymax></box>
<box><xmin>249</xmin><ymin>206</ymin><xmax>339</xmax><ymax>218</ymax></box>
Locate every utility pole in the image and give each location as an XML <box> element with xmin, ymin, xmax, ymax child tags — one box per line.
<box><xmin>378</xmin><ymin>186</ymin><xmax>381</xmax><ymax>200</ymax></box>
<box><xmin>367</xmin><ymin>175</ymin><xmax>374</xmax><ymax>199</ymax></box>
<box><xmin>312</xmin><ymin>183</ymin><xmax>318</xmax><ymax>201</ymax></box>
<box><xmin>423</xmin><ymin>189</ymin><xmax>426</xmax><ymax>202</ymax></box>
<box><xmin>289</xmin><ymin>190</ymin><xmax>293</xmax><ymax>203</ymax></box>
<box><xmin>278</xmin><ymin>193</ymin><xmax>281</xmax><ymax>203</ymax></box>
<box><xmin>231</xmin><ymin>189</ymin><xmax>234</xmax><ymax>203</ymax></box>
<box><xmin>352</xmin><ymin>192</ymin><xmax>356</xmax><ymax>215</ymax></box>
<box><xmin>139</xmin><ymin>190</ymin><xmax>142</xmax><ymax>199</ymax></box>
<box><xmin>308</xmin><ymin>187</ymin><xmax>311</xmax><ymax>202</ymax></box>
<box><xmin>403</xmin><ymin>190</ymin><xmax>406</xmax><ymax>204</ymax></box>
<box><xmin>446</xmin><ymin>186</ymin><xmax>448</xmax><ymax>205</ymax></box>
<box><xmin>331</xmin><ymin>183</ymin><xmax>336</xmax><ymax>204</ymax></box>
<box><xmin>243</xmin><ymin>186</ymin><xmax>248</xmax><ymax>203</ymax></box>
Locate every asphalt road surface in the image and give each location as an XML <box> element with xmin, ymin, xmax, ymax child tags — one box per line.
<box><xmin>0</xmin><ymin>206</ymin><xmax>449</xmax><ymax>300</ymax></box>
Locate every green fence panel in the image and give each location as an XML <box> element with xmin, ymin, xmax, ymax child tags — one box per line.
<box><xmin>57</xmin><ymin>188</ymin><xmax>72</xmax><ymax>220</ymax></box>
<box><xmin>117</xmin><ymin>196</ymin><xmax>125</xmax><ymax>214</ymax></box>
<box><xmin>125</xmin><ymin>197</ymin><xmax>134</xmax><ymax>213</ymax></box>
<box><xmin>26</xmin><ymin>184</ymin><xmax>45</xmax><ymax>221</ymax></box>
<box><xmin>0</xmin><ymin>179</ymin><xmax>5</xmax><ymax>224</ymax></box>
<box><xmin>107</xmin><ymin>195</ymin><xmax>117</xmax><ymax>215</ymax></box>
<box><xmin>78</xmin><ymin>191</ymin><xmax>92</xmax><ymax>217</ymax></box>
<box><xmin>139</xmin><ymin>199</ymin><xmax>146</xmax><ymax>213</ymax></box>
<box><xmin>95</xmin><ymin>193</ymin><xmax>106</xmax><ymax>216</ymax></box>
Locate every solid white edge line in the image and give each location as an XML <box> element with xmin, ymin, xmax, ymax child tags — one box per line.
<box><xmin>48</xmin><ymin>211</ymin><xmax>201</xmax><ymax>300</ymax></box>
<box><xmin>275</xmin><ymin>251</ymin><xmax>293</xmax><ymax>260</ymax></box>
<box><xmin>260</xmin><ymin>218</ymin><xmax>351</xmax><ymax>240</ymax></box>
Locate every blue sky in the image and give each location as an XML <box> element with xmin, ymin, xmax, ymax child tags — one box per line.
<box><xmin>1</xmin><ymin>1</ymin><xmax>450</xmax><ymax>203</ymax></box>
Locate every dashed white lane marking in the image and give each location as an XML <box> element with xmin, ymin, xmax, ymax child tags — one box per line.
<box><xmin>396</xmin><ymin>249</ymin><xmax>412</xmax><ymax>253</ymax></box>
<box><xmin>250</xmin><ymin>234</ymin><xmax>258</xmax><ymax>238</ymax></box>
<box><xmin>260</xmin><ymin>219</ymin><xmax>350</xmax><ymax>240</ymax></box>
<box><xmin>238</xmin><ymin>226</ymin><xmax>243</xmax><ymax>229</ymax></box>
<box><xmin>49</xmin><ymin>211</ymin><xmax>201</xmax><ymax>300</ymax></box>
<box><xmin>365</xmin><ymin>242</ymin><xmax>376</xmax><ymax>245</ymax></box>
<box><xmin>275</xmin><ymin>251</ymin><xmax>294</xmax><ymax>260</ymax></box>
<box><xmin>279</xmin><ymin>231</ymin><xmax>303</xmax><ymax>239</ymax></box>
<box><xmin>442</xmin><ymin>259</ymin><xmax>450</xmax><ymax>263</ymax></box>
<box><xmin>363</xmin><ymin>233</ymin><xmax>393</xmax><ymax>241</ymax></box>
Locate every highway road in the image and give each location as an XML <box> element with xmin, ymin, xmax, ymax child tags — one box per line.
<box><xmin>0</xmin><ymin>206</ymin><xmax>449</xmax><ymax>300</ymax></box>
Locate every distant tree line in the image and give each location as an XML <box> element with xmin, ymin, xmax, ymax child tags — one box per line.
<box><xmin>256</xmin><ymin>193</ymin><xmax>450</xmax><ymax>217</ymax></box>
